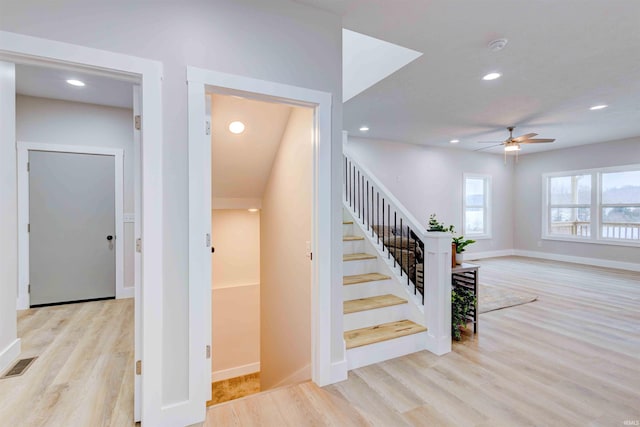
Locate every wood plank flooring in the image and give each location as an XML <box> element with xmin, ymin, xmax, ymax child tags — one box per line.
<box><xmin>343</xmin><ymin>294</ymin><xmax>407</xmax><ymax>314</ymax></box>
<box><xmin>206</xmin><ymin>257</ymin><xmax>640</xmax><ymax>426</ymax></box>
<box><xmin>0</xmin><ymin>299</ymin><xmax>134</xmax><ymax>427</ymax></box>
<box><xmin>343</xmin><ymin>273</ymin><xmax>390</xmax><ymax>286</ymax></box>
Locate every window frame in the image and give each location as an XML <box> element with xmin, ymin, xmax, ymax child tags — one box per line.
<box><xmin>542</xmin><ymin>164</ymin><xmax>640</xmax><ymax>247</ymax></box>
<box><xmin>463</xmin><ymin>173</ymin><xmax>492</xmax><ymax>239</ymax></box>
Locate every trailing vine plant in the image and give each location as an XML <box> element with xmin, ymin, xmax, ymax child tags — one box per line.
<box><xmin>451</xmin><ymin>286</ymin><xmax>476</xmax><ymax>341</ymax></box>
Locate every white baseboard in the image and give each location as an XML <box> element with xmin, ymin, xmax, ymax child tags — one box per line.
<box><xmin>464</xmin><ymin>249</ymin><xmax>515</xmax><ymax>261</ymax></box>
<box><xmin>327</xmin><ymin>357</ymin><xmax>348</xmax><ymax>385</ymax></box>
<box><xmin>513</xmin><ymin>249</ymin><xmax>640</xmax><ymax>272</ymax></box>
<box><xmin>211</xmin><ymin>362</ymin><xmax>260</xmax><ymax>382</ymax></box>
<box><xmin>117</xmin><ymin>286</ymin><xmax>135</xmax><ymax>299</ymax></box>
<box><xmin>0</xmin><ymin>338</ymin><xmax>21</xmax><ymax>375</ymax></box>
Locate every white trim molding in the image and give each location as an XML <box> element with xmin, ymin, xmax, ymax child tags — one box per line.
<box><xmin>0</xmin><ymin>31</ymin><xmax>165</xmax><ymax>426</ymax></box>
<box><xmin>211</xmin><ymin>362</ymin><xmax>260</xmax><ymax>382</ymax></box>
<box><xmin>513</xmin><ymin>249</ymin><xmax>640</xmax><ymax>272</ymax></box>
<box><xmin>187</xmin><ymin>66</ymin><xmax>342</xmax><ymax>400</ymax></box>
<box><xmin>16</xmin><ymin>142</ymin><xmax>126</xmax><ymax>308</ymax></box>
<box><xmin>0</xmin><ymin>338</ymin><xmax>21</xmax><ymax>376</ymax></box>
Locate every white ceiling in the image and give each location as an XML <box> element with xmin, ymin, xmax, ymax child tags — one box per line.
<box><xmin>16</xmin><ymin>63</ymin><xmax>134</xmax><ymax>109</ymax></box>
<box><xmin>211</xmin><ymin>94</ymin><xmax>292</xmax><ymax>199</ymax></box>
<box><xmin>299</xmin><ymin>0</ymin><xmax>640</xmax><ymax>154</ymax></box>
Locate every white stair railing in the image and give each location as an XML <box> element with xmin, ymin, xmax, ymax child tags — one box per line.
<box><xmin>343</xmin><ymin>151</ymin><xmax>452</xmax><ymax>355</ymax></box>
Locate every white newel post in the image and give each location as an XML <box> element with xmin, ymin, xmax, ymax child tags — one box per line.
<box><xmin>423</xmin><ymin>231</ymin><xmax>452</xmax><ymax>355</ymax></box>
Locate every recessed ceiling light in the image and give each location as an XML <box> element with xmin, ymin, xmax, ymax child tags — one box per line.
<box><xmin>66</xmin><ymin>79</ymin><xmax>85</xmax><ymax>87</ymax></box>
<box><xmin>228</xmin><ymin>121</ymin><xmax>245</xmax><ymax>134</ymax></box>
<box><xmin>449</xmin><ymin>139</ymin><xmax>459</xmax><ymax>144</ymax></box>
<box><xmin>248</xmin><ymin>208</ymin><xmax>259</xmax><ymax>213</ymax></box>
<box><xmin>359</xmin><ymin>126</ymin><xmax>369</xmax><ymax>132</ymax></box>
<box><xmin>482</xmin><ymin>72</ymin><xmax>501</xmax><ymax>81</ymax></box>
<box><xmin>589</xmin><ymin>104</ymin><xmax>608</xmax><ymax>110</ymax></box>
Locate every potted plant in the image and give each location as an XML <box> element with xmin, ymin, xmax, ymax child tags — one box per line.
<box><xmin>427</xmin><ymin>213</ymin><xmax>454</xmax><ymax>232</ymax></box>
<box><xmin>451</xmin><ymin>286</ymin><xmax>476</xmax><ymax>341</ymax></box>
<box><xmin>427</xmin><ymin>214</ymin><xmax>456</xmax><ymax>267</ymax></box>
<box><xmin>452</xmin><ymin>235</ymin><xmax>475</xmax><ymax>265</ymax></box>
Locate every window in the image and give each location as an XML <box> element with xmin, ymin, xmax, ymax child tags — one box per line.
<box><xmin>543</xmin><ymin>165</ymin><xmax>640</xmax><ymax>245</ymax></box>
<box><xmin>600</xmin><ymin>170</ymin><xmax>640</xmax><ymax>240</ymax></box>
<box><xmin>463</xmin><ymin>174</ymin><xmax>491</xmax><ymax>238</ymax></box>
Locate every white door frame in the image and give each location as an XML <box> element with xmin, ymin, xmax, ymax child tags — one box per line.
<box><xmin>17</xmin><ymin>143</ymin><xmax>125</xmax><ymax>308</ymax></box>
<box><xmin>187</xmin><ymin>66</ymin><xmax>338</xmax><ymax>405</ymax></box>
<box><xmin>0</xmin><ymin>31</ymin><xmax>166</xmax><ymax>425</ymax></box>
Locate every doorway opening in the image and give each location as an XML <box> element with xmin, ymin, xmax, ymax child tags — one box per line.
<box><xmin>206</xmin><ymin>93</ymin><xmax>314</xmax><ymax>405</ymax></box>
<box><xmin>188</xmin><ymin>67</ymin><xmax>340</xmax><ymax>413</ymax></box>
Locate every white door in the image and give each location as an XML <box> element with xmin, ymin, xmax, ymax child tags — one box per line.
<box><xmin>29</xmin><ymin>150</ymin><xmax>116</xmax><ymax>306</ymax></box>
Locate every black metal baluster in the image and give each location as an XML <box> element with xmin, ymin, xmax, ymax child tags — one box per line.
<box><xmin>387</xmin><ymin>203</ymin><xmax>390</xmax><ymax>259</ymax></box>
<box><xmin>394</xmin><ymin>212</ymin><xmax>397</xmax><ymax>269</ymax></box>
<box><xmin>376</xmin><ymin>192</ymin><xmax>379</xmax><ymax>244</ymax></box>
<box><xmin>366</xmin><ymin>180</ymin><xmax>369</xmax><ymax>230</ymax></box>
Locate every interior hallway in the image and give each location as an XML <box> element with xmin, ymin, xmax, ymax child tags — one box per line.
<box><xmin>0</xmin><ymin>299</ymin><xmax>134</xmax><ymax>427</ymax></box>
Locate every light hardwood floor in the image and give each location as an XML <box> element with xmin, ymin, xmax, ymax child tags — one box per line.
<box><xmin>0</xmin><ymin>299</ymin><xmax>134</xmax><ymax>427</ymax></box>
<box><xmin>205</xmin><ymin>257</ymin><xmax>640</xmax><ymax>426</ymax></box>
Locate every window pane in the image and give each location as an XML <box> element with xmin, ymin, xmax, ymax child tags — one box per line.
<box><xmin>465</xmin><ymin>208</ymin><xmax>484</xmax><ymax>234</ymax></box>
<box><xmin>601</xmin><ymin>171</ymin><xmax>640</xmax><ymax>204</ymax></box>
<box><xmin>601</xmin><ymin>207</ymin><xmax>640</xmax><ymax>240</ymax></box>
<box><xmin>550</xmin><ymin>175</ymin><xmax>591</xmax><ymax>205</ymax></box>
<box><xmin>549</xmin><ymin>207</ymin><xmax>591</xmax><ymax>236</ymax></box>
<box><xmin>465</xmin><ymin>178</ymin><xmax>484</xmax><ymax>206</ymax></box>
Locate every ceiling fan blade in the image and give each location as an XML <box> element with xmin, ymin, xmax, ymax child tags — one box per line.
<box><xmin>520</xmin><ymin>138</ymin><xmax>555</xmax><ymax>143</ymax></box>
<box><xmin>512</xmin><ymin>133</ymin><xmax>538</xmax><ymax>142</ymax></box>
<box><xmin>477</xmin><ymin>141</ymin><xmax>503</xmax><ymax>144</ymax></box>
<box><xmin>474</xmin><ymin>144</ymin><xmax>504</xmax><ymax>151</ymax></box>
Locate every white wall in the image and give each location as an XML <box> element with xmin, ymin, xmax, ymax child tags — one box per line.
<box><xmin>16</xmin><ymin>95</ymin><xmax>135</xmax><ymax>289</ymax></box>
<box><xmin>211</xmin><ymin>209</ymin><xmax>260</xmax><ymax>379</ymax></box>
<box><xmin>0</xmin><ymin>61</ymin><xmax>20</xmax><ymax>374</ymax></box>
<box><xmin>260</xmin><ymin>106</ymin><xmax>312</xmax><ymax>390</ymax></box>
<box><xmin>0</xmin><ymin>0</ymin><xmax>342</xmax><ymax>404</ymax></box>
<box><xmin>514</xmin><ymin>137</ymin><xmax>640</xmax><ymax>264</ymax></box>
<box><xmin>346</xmin><ymin>136</ymin><xmax>515</xmax><ymax>256</ymax></box>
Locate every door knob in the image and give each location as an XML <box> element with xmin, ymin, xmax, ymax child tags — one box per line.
<box><xmin>106</xmin><ymin>235</ymin><xmax>114</xmax><ymax>241</ymax></box>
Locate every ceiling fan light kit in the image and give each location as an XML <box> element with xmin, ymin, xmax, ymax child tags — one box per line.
<box><xmin>477</xmin><ymin>126</ymin><xmax>556</xmax><ymax>156</ymax></box>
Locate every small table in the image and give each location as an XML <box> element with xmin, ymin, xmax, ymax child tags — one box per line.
<box><xmin>451</xmin><ymin>263</ymin><xmax>480</xmax><ymax>333</ymax></box>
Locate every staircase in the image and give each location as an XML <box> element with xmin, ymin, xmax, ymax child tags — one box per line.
<box><xmin>341</xmin><ymin>150</ymin><xmax>452</xmax><ymax>370</ymax></box>
<box><xmin>342</xmin><ymin>212</ymin><xmax>428</xmax><ymax>370</ymax></box>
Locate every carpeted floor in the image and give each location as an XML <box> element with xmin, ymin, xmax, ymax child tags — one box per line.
<box><xmin>206</xmin><ymin>372</ymin><xmax>261</xmax><ymax>406</ymax></box>
<box><xmin>478</xmin><ymin>284</ymin><xmax>538</xmax><ymax>313</ymax></box>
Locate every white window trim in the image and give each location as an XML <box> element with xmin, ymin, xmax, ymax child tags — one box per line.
<box><xmin>542</xmin><ymin>164</ymin><xmax>640</xmax><ymax>248</ymax></box>
<box><xmin>463</xmin><ymin>173</ymin><xmax>492</xmax><ymax>239</ymax></box>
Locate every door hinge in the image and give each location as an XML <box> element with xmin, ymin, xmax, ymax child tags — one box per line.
<box><xmin>27</xmin><ymin>162</ymin><xmax>30</xmax><ymax>172</ymax></box>
<box><xmin>27</xmin><ymin>224</ymin><xmax>30</xmax><ymax>233</ymax></box>
<box><xmin>28</xmin><ymin>284</ymin><xmax>31</xmax><ymax>294</ymax></box>
<box><xmin>206</xmin><ymin>345</ymin><xmax>211</xmax><ymax>359</ymax></box>
<box><xmin>135</xmin><ymin>238</ymin><xmax>142</xmax><ymax>253</ymax></box>
<box><xmin>205</xmin><ymin>233</ymin><xmax>211</xmax><ymax>247</ymax></box>
<box><xmin>136</xmin><ymin>360</ymin><xmax>142</xmax><ymax>375</ymax></box>
<box><xmin>205</xmin><ymin>120</ymin><xmax>211</xmax><ymax>136</ymax></box>
<box><xmin>134</xmin><ymin>115</ymin><xmax>141</xmax><ymax>130</ymax></box>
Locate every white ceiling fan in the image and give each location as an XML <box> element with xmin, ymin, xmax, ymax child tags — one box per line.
<box><xmin>478</xmin><ymin>126</ymin><xmax>556</xmax><ymax>152</ymax></box>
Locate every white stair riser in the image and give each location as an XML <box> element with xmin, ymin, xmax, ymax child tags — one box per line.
<box><xmin>342</xmin><ymin>240</ymin><xmax>365</xmax><ymax>254</ymax></box>
<box><xmin>342</xmin><ymin>259</ymin><xmax>379</xmax><ymax>276</ymax></box>
<box><xmin>346</xmin><ymin>331</ymin><xmax>428</xmax><ymax>370</ymax></box>
<box><xmin>342</xmin><ymin>280</ymin><xmax>393</xmax><ymax>300</ymax></box>
<box><xmin>342</xmin><ymin>224</ymin><xmax>353</xmax><ymax>235</ymax></box>
<box><xmin>343</xmin><ymin>303</ymin><xmax>408</xmax><ymax>331</ymax></box>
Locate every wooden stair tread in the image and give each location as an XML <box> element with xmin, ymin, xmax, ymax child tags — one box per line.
<box><xmin>343</xmin><ymin>253</ymin><xmax>376</xmax><ymax>262</ymax></box>
<box><xmin>344</xmin><ymin>320</ymin><xmax>427</xmax><ymax>349</ymax></box>
<box><xmin>343</xmin><ymin>235</ymin><xmax>364</xmax><ymax>241</ymax></box>
<box><xmin>343</xmin><ymin>273</ymin><xmax>391</xmax><ymax>286</ymax></box>
<box><xmin>343</xmin><ymin>220</ymin><xmax>354</xmax><ymax>224</ymax></box>
<box><xmin>344</xmin><ymin>294</ymin><xmax>407</xmax><ymax>314</ymax></box>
